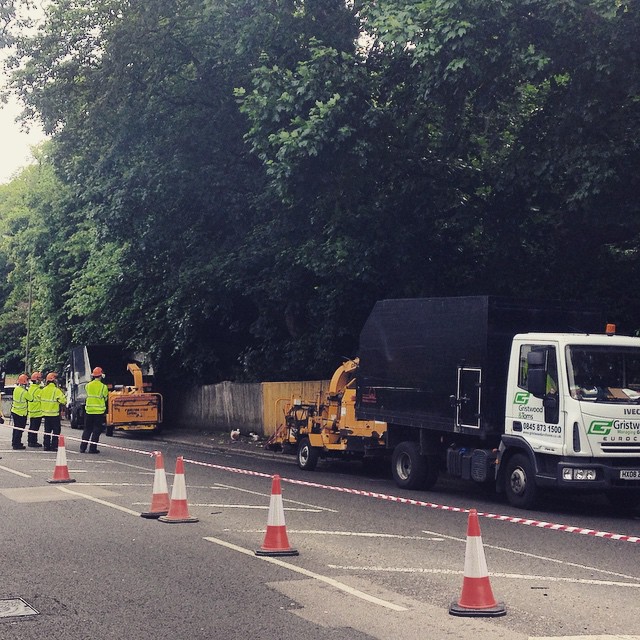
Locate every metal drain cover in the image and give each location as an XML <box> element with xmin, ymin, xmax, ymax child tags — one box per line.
<box><xmin>0</xmin><ymin>598</ymin><xmax>39</xmax><ymax>618</ymax></box>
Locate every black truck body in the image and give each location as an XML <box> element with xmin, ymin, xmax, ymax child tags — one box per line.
<box><xmin>355</xmin><ymin>296</ymin><xmax>605</xmax><ymax>438</ymax></box>
<box><xmin>65</xmin><ymin>344</ymin><xmax>154</xmax><ymax>429</ymax></box>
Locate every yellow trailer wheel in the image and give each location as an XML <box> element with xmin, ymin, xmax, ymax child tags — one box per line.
<box><xmin>297</xmin><ymin>437</ymin><xmax>320</xmax><ymax>471</ymax></box>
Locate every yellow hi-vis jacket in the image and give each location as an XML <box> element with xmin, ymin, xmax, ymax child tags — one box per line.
<box><xmin>11</xmin><ymin>385</ymin><xmax>28</xmax><ymax>417</ymax></box>
<box><xmin>40</xmin><ymin>382</ymin><xmax>67</xmax><ymax>417</ymax></box>
<box><xmin>85</xmin><ymin>378</ymin><xmax>109</xmax><ymax>415</ymax></box>
<box><xmin>26</xmin><ymin>382</ymin><xmax>43</xmax><ymax>418</ymax></box>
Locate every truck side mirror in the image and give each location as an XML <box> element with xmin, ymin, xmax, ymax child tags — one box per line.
<box><xmin>543</xmin><ymin>393</ymin><xmax>559</xmax><ymax>424</ymax></box>
<box><xmin>527</xmin><ymin>351</ymin><xmax>545</xmax><ymax>367</ymax></box>
<box><xmin>527</xmin><ymin>351</ymin><xmax>547</xmax><ymax>397</ymax></box>
<box><xmin>528</xmin><ymin>369</ymin><xmax>546</xmax><ymax>397</ymax></box>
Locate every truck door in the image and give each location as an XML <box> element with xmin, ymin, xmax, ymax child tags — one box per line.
<box><xmin>508</xmin><ymin>343</ymin><xmax>563</xmax><ymax>451</ymax></box>
<box><xmin>456</xmin><ymin>367</ymin><xmax>481</xmax><ymax>429</ymax></box>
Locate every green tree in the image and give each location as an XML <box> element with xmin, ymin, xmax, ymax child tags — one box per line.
<box><xmin>355</xmin><ymin>0</ymin><xmax>640</xmax><ymax>297</ymax></box>
<box><xmin>9</xmin><ymin>0</ymin><xmax>340</xmax><ymax>381</ymax></box>
<box><xmin>6</xmin><ymin>0</ymin><xmax>640</xmax><ymax>385</ymax></box>
<box><xmin>240</xmin><ymin>0</ymin><xmax>640</xmax><ymax>351</ymax></box>
<box><xmin>0</xmin><ymin>146</ymin><xmax>73</xmax><ymax>372</ymax></box>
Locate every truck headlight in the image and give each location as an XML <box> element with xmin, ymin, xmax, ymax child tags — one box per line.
<box><xmin>562</xmin><ymin>468</ymin><xmax>597</xmax><ymax>481</ymax></box>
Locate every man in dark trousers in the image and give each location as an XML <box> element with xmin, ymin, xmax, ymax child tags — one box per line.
<box><xmin>10</xmin><ymin>374</ymin><xmax>29</xmax><ymax>449</ymax></box>
<box><xmin>81</xmin><ymin>367</ymin><xmax>109</xmax><ymax>454</ymax></box>
<box><xmin>40</xmin><ymin>372</ymin><xmax>67</xmax><ymax>452</ymax></box>
<box><xmin>26</xmin><ymin>371</ymin><xmax>44</xmax><ymax>447</ymax></box>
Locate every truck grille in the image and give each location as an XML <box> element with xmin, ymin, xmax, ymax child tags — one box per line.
<box><xmin>600</xmin><ymin>442</ymin><xmax>640</xmax><ymax>455</ymax></box>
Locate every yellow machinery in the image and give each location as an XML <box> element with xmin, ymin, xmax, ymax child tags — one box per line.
<box><xmin>268</xmin><ymin>358</ymin><xmax>386</xmax><ymax>470</ymax></box>
<box><xmin>106</xmin><ymin>363</ymin><xmax>163</xmax><ymax>436</ymax></box>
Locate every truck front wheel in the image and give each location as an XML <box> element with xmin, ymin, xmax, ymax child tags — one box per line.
<box><xmin>606</xmin><ymin>491</ymin><xmax>640</xmax><ymax>514</ymax></box>
<box><xmin>69</xmin><ymin>408</ymin><xmax>79</xmax><ymax>430</ymax></box>
<box><xmin>505</xmin><ymin>453</ymin><xmax>538</xmax><ymax>509</ymax></box>
<box><xmin>297</xmin><ymin>438</ymin><xmax>319</xmax><ymax>471</ymax></box>
<box><xmin>391</xmin><ymin>441</ymin><xmax>438</xmax><ymax>490</ymax></box>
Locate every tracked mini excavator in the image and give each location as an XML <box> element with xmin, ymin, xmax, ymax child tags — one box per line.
<box><xmin>267</xmin><ymin>358</ymin><xmax>387</xmax><ymax>470</ymax></box>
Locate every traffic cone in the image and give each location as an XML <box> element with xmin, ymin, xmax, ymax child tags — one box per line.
<box><xmin>158</xmin><ymin>456</ymin><xmax>199</xmax><ymax>523</ymax></box>
<box><xmin>140</xmin><ymin>451</ymin><xmax>170</xmax><ymax>519</ymax></box>
<box><xmin>255</xmin><ymin>474</ymin><xmax>299</xmax><ymax>557</ymax></box>
<box><xmin>47</xmin><ymin>435</ymin><xmax>76</xmax><ymax>484</ymax></box>
<box><xmin>449</xmin><ymin>509</ymin><xmax>506</xmax><ymax>617</ymax></box>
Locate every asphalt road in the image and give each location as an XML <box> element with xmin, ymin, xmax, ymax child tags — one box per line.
<box><xmin>1</xmin><ymin>422</ymin><xmax>640</xmax><ymax>639</ymax></box>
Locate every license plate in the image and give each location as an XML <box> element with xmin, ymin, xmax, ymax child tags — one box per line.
<box><xmin>620</xmin><ymin>469</ymin><xmax>640</xmax><ymax>480</ymax></box>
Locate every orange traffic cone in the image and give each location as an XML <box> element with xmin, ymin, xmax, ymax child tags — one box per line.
<box><xmin>47</xmin><ymin>435</ymin><xmax>76</xmax><ymax>484</ymax></box>
<box><xmin>449</xmin><ymin>509</ymin><xmax>506</xmax><ymax>617</ymax></box>
<box><xmin>140</xmin><ymin>451</ymin><xmax>170</xmax><ymax>519</ymax></box>
<box><xmin>255</xmin><ymin>474</ymin><xmax>298</xmax><ymax>557</ymax></box>
<box><xmin>158</xmin><ymin>456</ymin><xmax>199</xmax><ymax>523</ymax></box>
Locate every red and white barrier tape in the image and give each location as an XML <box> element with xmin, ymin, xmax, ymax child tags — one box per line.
<box><xmin>182</xmin><ymin>457</ymin><xmax>640</xmax><ymax>544</ymax></box>
<box><xmin>0</xmin><ymin>423</ymin><xmax>155</xmax><ymax>457</ymax></box>
<box><xmin>3</xmin><ymin>421</ymin><xmax>638</xmax><ymax>544</ymax></box>
<box><xmin>62</xmin><ymin>433</ymin><xmax>156</xmax><ymax>457</ymax></box>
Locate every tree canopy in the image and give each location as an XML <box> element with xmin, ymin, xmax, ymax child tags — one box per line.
<box><xmin>1</xmin><ymin>0</ymin><xmax>639</xmax><ymax>384</ymax></box>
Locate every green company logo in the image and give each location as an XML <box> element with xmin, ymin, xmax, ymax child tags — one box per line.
<box><xmin>588</xmin><ymin>420</ymin><xmax>613</xmax><ymax>436</ymax></box>
<box><xmin>514</xmin><ymin>391</ymin><xmax>530</xmax><ymax>405</ymax></box>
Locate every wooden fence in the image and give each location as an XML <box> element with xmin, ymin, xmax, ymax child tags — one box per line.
<box><xmin>166</xmin><ymin>379</ymin><xmax>330</xmax><ymax>437</ymax></box>
<box><xmin>0</xmin><ymin>379</ymin><xmax>331</xmax><ymax>437</ymax></box>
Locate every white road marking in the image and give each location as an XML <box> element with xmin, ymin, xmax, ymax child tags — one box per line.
<box><xmin>203</xmin><ymin>536</ymin><xmax>408</xmax><ymax>612</ymax></box>
<box><xmin>241</xmin><ymin>529</ymin><xmax>443</xmax><ymax>541</ymax></box>
<box><xmin>55</xmin><ymin>486</ymin><xmax>140</xmax><ymax>516</ymax></box>
<box><xmin>0</xmin><ymin>465</ymin><xmax>31</xmax><ymax>478</ymax></box>
<box><xmin>49</xmin><ymin>469</ymin><xmax>130</xmax><ymax>473</ymax></box>
<box><xmin>76</xmin><ymin>482</ymin><xmax>152</xmax><ymax>487</ymax></box>
<box><xmin>29</xmin><ymin>468</ymin><xmax>89</xmax><ymax>474</ymax></box>
<box><xmin>423</xmin><ymin>529</ymin><xmax>640</xmax><ymax>582</ymax></box>
<box><xmin>77</xmin><ymin>481</ymin><xmax>225</xmax><ymax>489</ymax></box>
<box><xmin>214</xmin><ymin>481</ymin><xmax>338</xmax><ymax>512</ymax></box>
<box><xmin>180</xmin><ymin>504</ymin><xmax>323</xmax><ymax>511</ymax></box>
<box><xmin>105</xmin><ymin>459</ymin><xmax>158</xmax><ymax>472</ymax></box>
<box><xmin>327</xmin><ymin>565</ymin><xmax>640</xmax><ymax>588</ymax></box>
<box><xmin>531</xmin><ymin>637</ymin><xmax>640</xmax><ymax>640</ymax></box>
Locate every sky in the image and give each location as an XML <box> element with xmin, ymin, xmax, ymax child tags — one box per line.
<box><xmin>0</xmin><ymin>92</ymin><xmax>47</xmax><ymax>185</ymax></box>
<box><xmin>1</xmin><ymin>2</ymin><xmax>48</xmax><ymax>185</ymax></box>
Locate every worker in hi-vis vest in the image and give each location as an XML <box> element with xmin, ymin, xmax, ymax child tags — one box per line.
<box><xmin>40</xmin><ymin>372</ymin><xmax>67</xmax><ymax>451</ymax></box>
<box><xmin>81</xmin><ymin>367</ymin><xmax>109</xmax><ymax>454</ymax></box>
<box><xmin>10</xmin><ymin>374</ymin><xmax>29</xmax><ymax>450</ymax></box>
<box><xmin>26</xmin><ymin>371</ymin><xmax>44</xmax><ymax>447</ymax></box>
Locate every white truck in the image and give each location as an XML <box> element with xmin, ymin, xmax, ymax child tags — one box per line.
<box><xmin>501</xmin><ymin>328</ymin><xmax>640</xmax><ymax>509</ymax></box>
<box><xmin>301</xmin><ymin>296</ymin><xmax>640</xmax><ymax>510</ymax></box>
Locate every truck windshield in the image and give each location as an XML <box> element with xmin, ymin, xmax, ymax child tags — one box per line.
<box><xmin>566</xmin><ymin>345</ymin><xmax>640</xmax><ymax>403</ymax></box>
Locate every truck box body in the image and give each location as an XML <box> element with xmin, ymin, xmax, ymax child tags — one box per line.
<box><xmin>65</xmin><ymin>344</ymin><xmax>156</xmax><ymax>430</ymax></box>
<box><xmin>69</xmin><ymin>344</ymin><xmax>145</xmax><ymax>389</ymax></box>
<box><xmin>355</xmin><ymin>296</ymin><xmax>606</xmax><ymax>436</ymax></box>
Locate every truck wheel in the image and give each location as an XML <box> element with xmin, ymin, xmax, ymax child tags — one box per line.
<box><xmin>297</xmin><ymin>438</ymin><xmax>319</xmax><ymax>471</ymax></box>
<box><xmin>606</xmin><ymin>491</ymin><xmax>640</xmax><ymax>514</ymax></box>
<box><xmin>70</xmin><ymin>408</ymin><xmax>80</xmax><ymax>430</ymax></box>
<box><xmin>505</xmin><ymin>453</ymin><xmax>538</xmax><ymax>509</ymax></box>
<box><xmin>392</xmin><ymin>441</ymin><xmax>437</xmax><ymax>490</ymax></box>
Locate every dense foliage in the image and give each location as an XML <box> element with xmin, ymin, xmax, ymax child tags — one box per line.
<box><xmin>1</xmin><ymin>0</ymin><xmax>639</xmax><ymax>385</ymax></box>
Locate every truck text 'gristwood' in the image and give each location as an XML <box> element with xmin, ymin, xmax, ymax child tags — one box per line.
<box><xmin>269</xmin><ymin>297</ymin><xmax>640</xmax><ymax>510</ymax></box>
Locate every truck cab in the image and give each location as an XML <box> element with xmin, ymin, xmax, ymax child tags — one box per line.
<box><xmin>502</xmin><ymin>327</ymin><xmax>640</xmax><ymax>508</ymax></box>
